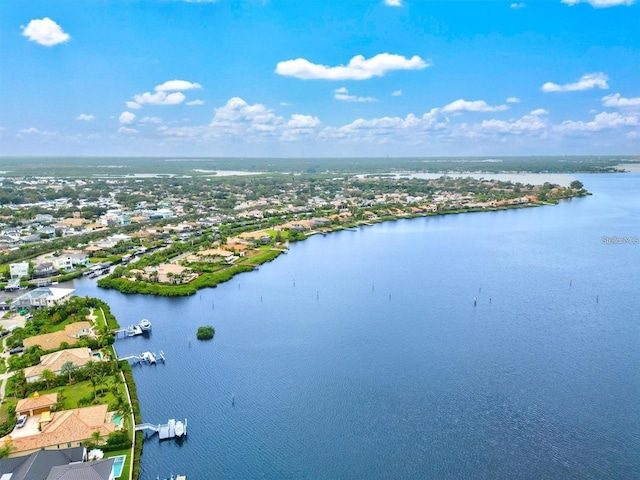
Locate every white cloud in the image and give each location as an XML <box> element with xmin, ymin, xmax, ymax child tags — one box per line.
<box><xmin>541</xmin><ymin>72</ymin><xmax>609</xmax><ymax>92</ymax></box>
<box><xmin>119</xmin><ymin>112</ymin><xmax>136</xmax><ymax>124</ymax></box>
<box><xmin>530</xmin><ymin>108</ymin><xmax>549</xmax><ymax>115</ymax></box>
<box><xmin>21</xmin><ymin>18</ymin><xmax>70</xmax><ymax>47</ymax></box>
<box><xmin>133</xmin><ymin>91</ymin><xmax>186</xmax><ymax>105</ymax></box>
<box><xmin>275</xmin><ymin>53</ymin><xmax>430</xmax><ymax>80</ymax></box>
<box><xmin>286</xmin><ymin>114</ymin><xmax>321</xmax><ymax>129</ymax></box>
<box><xmin>506</xmin><ymin>97</ymin><xmax>521</xmax><ymax>103</ymax></box>
<box><xmin>555</xmin><ymin>111</ymin><xmax>638</xmax><ymax>132</ymax></box>
<box><xmin>126</xmin><ymin>101</ymin><xmax>142</xmax><ymax>110</ymax></box>
<box><xmin>209</xmin><ymin>97</ymin><xmax>282</xmax><ymax>136</ymax></box>
<box><xmin>161</xmin><ymin>97</ymin><xmax>322</xmax><ymax>143</ymax></box>
<box><xmin>118</xmin><ymin>127</ymin><xmax>139</xmax><ymax>134</ymax></box>
<box><xmin>561</xmin><ymin>0</ymin><xmax>635</xmax><ymax>7</ymax></box>
<box><xmin>76</xmin><ymin>114</ymin><xmax>95</xmax><ymax>121</ymax></box>
<box><xmin>334</xmin><ymin>87</ymin><xmax>377</xmax><ymax>103</ymax></box>
<box><xmin>480</xmin><ymin>115</ymin><xmax>548</xmax><ymax>134</ymax></box>
<box><xmin>186</xmin><ymin>100</ymin><xmax>204</xmax><ymax>106</ymax></box>
<box><xmin>20</xmin><ymin>127</ymin><xmax>39</xmax><ymax>134</ymax></box>
<box><xmin>385</xmin><ymin>0</ymin><xmax>403</xmax><ymax>6</ymax></box>
<box><xmin>442</xmin><ymin>99</ymin><xmax>509</xmax><ymax>113</ymax></box>
<box><xmin>392</xmin><ymin>90</ymin><xmax>403</xmax><ymax>97</ymax></box>
<box><xmin>510</xmin><ymin>3</ymin><xmax>526</xmax><ymax>8</ymax></box>
<box><xmin>602</xmin><ymin>93</ymin><xmax>640</xmax><ymax>108</ymax></box>
<box><xmin>155</xmin><ymin>80</ymin><xmax>202</xmax><ymax>92</ymax></box>
<box><xmin>140</xmin><ymin>116</ymin><xmax>163</xmax><ymax>124</ymax></box>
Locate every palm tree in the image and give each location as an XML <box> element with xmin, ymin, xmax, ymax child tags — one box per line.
<box><xmin>60</xmin><ymin>361</ymin><xmax>76</xmax><ymax>382</ymax></box>
<box><xmin>91</xmin><ymin>430</ymin><xmax>101</xmax><ymax>447</ymax></box>
<box><xmin>41</xmin><ymin>369</ymin><xmax>56</xmax><ymax>390</ymax></box>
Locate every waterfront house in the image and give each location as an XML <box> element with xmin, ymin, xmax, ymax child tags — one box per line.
<box><xmin>23</xmin><ymin>321</ymin><xmax>92</xmax><ymax>351</ymax></box>
<box><xmin>9</xmin><ymin>262</ymin><xmax>29</xmax><ymax>279</ymax></box>
<box><xmin>0</xmin><ymin>446</ymin><xmax>107</xmax><ymax>477</ymax></box>
<box><xmin>24</xmin><ymin>347</ymin><xmax>94</xmax><ymax>383</ymax></box>
<box><xmin>2</xmin><ymin>404</ymin><xmax>118</xmax><ymax>456</ymax></box>
<box><xmin>14</xmin><ymin>287</ymin><xmax>75</xmax><ymax>311</ymax></box>
<box><xmin>33</xmin><ymin>262</ymin><xmax>56</xmax><ymax>278</ymax></box>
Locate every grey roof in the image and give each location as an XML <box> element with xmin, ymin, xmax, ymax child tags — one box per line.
<box><xmin>0</xmin><ymin>447</ymin><xmax>85</xmax><ymax>480</ymax></box>
<box><xmin>46</xmin><ymin>458</ymin><xmax>114</xmax><ymax>480</ymax></box>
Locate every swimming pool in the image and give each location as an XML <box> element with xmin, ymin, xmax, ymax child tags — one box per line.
<box><xmin>111</xmin><ymin>414</ymin><xmax>123</xmax><ymax>427</ymax></box>
<box><xmin>111</xmin><ymin>455</ymin><xmax>126</xmax><ymax>478</ymax></box>
<box><xmin>92</xmin><ymin>352</ymin><xmax>103</xmax><ymax>360</ymax></box>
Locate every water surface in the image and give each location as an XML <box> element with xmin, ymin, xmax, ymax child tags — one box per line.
<box><xmin>70</xmin><ymin>173</ymin><xmax>640</xmax><ymax>479</ymax></box>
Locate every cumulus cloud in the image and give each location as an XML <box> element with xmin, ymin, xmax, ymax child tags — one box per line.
<box><xmin>555</xmin><ymin>111</ymin><xmax>638</xmax><ymax>132</ymax></box>
<box><xmin>20</xmin><ymin>127</ymin><xmax>39</xmax><ymax>134</ymax></box>
<box><xmin>76</xmin><ymin>114</ymin><xmax>95</xmax><ymax>121</ymax></box>
<box><xmin>392</xmin><ymin>90</ymin><xmax>403</xmax><ymax>97</ymax></box>
<box><xmin>506</xmin><ymin>97</ymin><xmax>521</xmax><ymax>103</ymax></box>
<box><xmin>385</xmin><ymin>0</ymin><xmax>403</xmax><ymax>6</ymax></box>
<box><xmin>334</xmin><ymin>87</ymin><xmax>377</xmax><ymax>103</ymax></box>
<box><xmin>602</xmin><ymin>93</ymin><xmax>640</xmax><ymax>108</ymax></box>
<box><xmin>275</xmin><ymin>53</ymin><xmax>430</xmax><ymax>80</ymax></box>
<box><xmin>530</xmin><ymin>109</ymin><xmax>549</xmax><ymax>115</ymax></box>
<box><xmin>510</xmin><ymin>3</ymin><xmax>526</xmax><ymax>8</ymax></box>
<box><xmin>286</xmin><ymin>114</ymin><xmax>321</xmax><ymax>129</ymax></box>
<box><xmin>561</xmin><ymin>0</ymin><xmax>635</xmax><ymax>7</ymax></box>
<box><xmin>442</xmin><ymin>99</ymin><xmax>509</xmax><ymax>113</ymax></box>
<box><xmin>186</xmin><ymin>100</ymin><xmax>204</xmax><ymax>106</ymax></box>
<box><xmin>480</xmin><ymin>115</ymin><xmax>548</xmax><ymax>134</ymax></box>
<box><xmin>155</xmin><ymin>80</ymin><xmax>202</xmax><ymax>92</ymax></box>
<box><xmin>207</xmin><ymin>97</ymin><xmax>284</xmax><ymax>138</ymax></box>
<box><xmin>541</xmin><ymin>72</ymin><xmax>609</xmax><ymax>92</ymax></box>
<box><xmin>118</xmin><ymin>127</ymin><xmax>139</xmax><ymax>134</ymax></box>
<box><xmin>21</xmin><ymin>18</ymin><xmax>70</xmax><ymax>47</ymax></box>
<box><xmin>126</xmin><ymin>101</ymin><xmax>143</xmax><ymax>110</ymax></box>
<box><xmin>133</xmin><ymin>91</ymin><xmax>186</xmax><ymax>106</ymax></box>
<box><xmin>119</xmin><ymin>112</ymin><xmax>136</xmax><ymax>124</ymax></box>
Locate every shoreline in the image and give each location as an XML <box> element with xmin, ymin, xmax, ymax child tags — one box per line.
<box><xmin>97</xmin><ymin>192</ymin><xmax>589</xmax><ymax>298</ymax></box>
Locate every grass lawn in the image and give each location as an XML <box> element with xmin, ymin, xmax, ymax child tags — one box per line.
<box><xmin>105</xmin><ymin>449</ymin><xmax>132</xmax><ymax>479</ymax></box>
<box><xmin>92</xmin><ymin>308</ymin><xmax>107</xmax><ymax>329</ymax></box>
<box><xmin>0</xmin><ymin>397</ymin><xmax>17</xmax><ymax>425</ymax></box>
<box><xmin>39</xmin><ymin>377</ymin><xmax>121</xmax><ymax>410</ymax></box>
<box><xmin>0</xmin><ymin>358</ymin><xmax>6</xmax><ymax>374</ymax></box>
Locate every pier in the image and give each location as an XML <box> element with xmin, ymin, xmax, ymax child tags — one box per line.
<box><xmin>135</xmin><ymin>418</ymin><xmax>188</xmax><ymax>440</ymax></box>
<box><xmin>113</xmin><ymin>319</ymin><xmax>152</xmax><ymax>338</ymax></box>
<box><xmin>118</xmin><ymin>350</ymin><xmax>165</xmax><ymax>365</ymax></box>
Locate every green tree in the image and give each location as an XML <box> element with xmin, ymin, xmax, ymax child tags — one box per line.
<box><xmin>41</xmin><ymin>369</ymin><xmax>56</xmax><ymax>390</ymax></box>
<box><xmin>60</xmin><ymin>361</ymin><xmax>76</xmax><ymax>382</ymax></box>
<box><xmin>570</xmin><ymin>180</ymin><xmax>584</xmax><ymax>190</ymax></box>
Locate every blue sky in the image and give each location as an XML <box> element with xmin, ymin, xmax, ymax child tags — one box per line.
<box><xmin>1</xmin><ymin>0</ymin><xmax>639</xmax><ymax>157</ymax></box>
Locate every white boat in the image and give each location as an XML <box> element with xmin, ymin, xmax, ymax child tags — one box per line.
<box><xmin>127</xmin><ymin>325</ymin><xmax>143</xmax><ymax>336</ymax></box>
<box><xmin>174</xmin><ymin>420</ymin><xmax>184</xmax><ymax>437</ymax></box>
<box><xmin>139</xmin><ymin>318</ymin><xmax>152</xmax><ymax>331</ymax></box>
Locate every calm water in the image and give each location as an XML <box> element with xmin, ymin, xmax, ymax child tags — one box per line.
<box><xmin>69</xmin><ymin>174</ymin><xmax>640</xmax><ymax>479</ymax></box>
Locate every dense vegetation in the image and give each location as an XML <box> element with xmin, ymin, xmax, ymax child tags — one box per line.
<box><xmin>196</xmin><ymin>325</ymin><xmax>215</xmax><ymax>340</ymax></box>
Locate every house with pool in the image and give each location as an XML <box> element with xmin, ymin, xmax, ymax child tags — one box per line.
<box><xmin>2</xmin><ymin>403</ymin><xmax>120</xmax><ymax>457</ymax></box>
<box><xmin>23</xmin><ymin>347</ymin><xmax>99</xmax><ymax>383</ymax></box>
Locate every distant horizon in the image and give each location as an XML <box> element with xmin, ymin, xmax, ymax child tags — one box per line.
<box><xmin>1</xmin><ymin>154</ymin><xmax>638</xmax><ymax>160</ymax></box>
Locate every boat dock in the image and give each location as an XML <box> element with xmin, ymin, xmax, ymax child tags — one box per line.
<box><xmin>113</xmin><ymin>319</ymin><xmax>152</xmax><ymax>338</ymax></box>
<box><xmin>135</xmin><ymin>418</ymin><xmax>188</xmax><ymax>440</ymax></box>
<box><xmin>118</xmin><ymin>350</ymin><xmax>165</xmax><ymax>365</ymax></box>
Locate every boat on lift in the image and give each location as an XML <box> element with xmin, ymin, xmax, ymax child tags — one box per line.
<box><xmin>139</xmin><ymin>318</ymin><xmax>152</xmax><ymax>331</ymax></box>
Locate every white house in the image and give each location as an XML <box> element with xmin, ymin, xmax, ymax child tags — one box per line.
<box><xmin>10</xmin><ymin>262</ymin><xmax>29</xmax><ymax>279</ymax></box>
<box><xmin>14</xmin><ymin>287</ymin><xmax>75</xmax><ymax>310</ymax></box>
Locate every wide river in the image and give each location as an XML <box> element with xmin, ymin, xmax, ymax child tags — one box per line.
<box><xmin>68</xmin><ymin>173</ymin><xmax>639</xmax><ymax>479</ymax></box>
